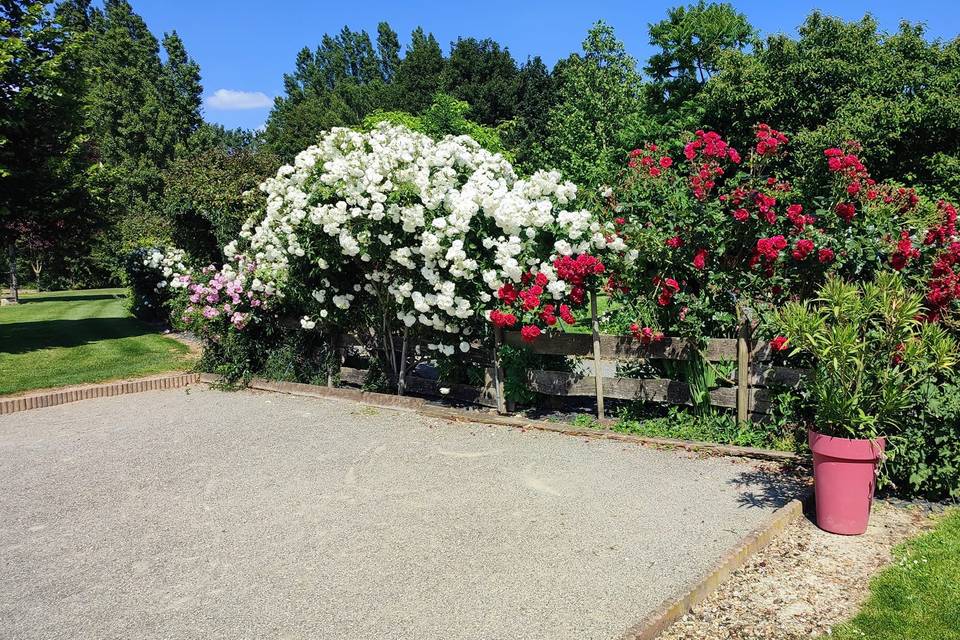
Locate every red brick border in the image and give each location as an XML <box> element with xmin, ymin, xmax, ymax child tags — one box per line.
<box><xmin>0</xmin><ymin>373</ymin><xmax>199</xmax><ymax>415</ymax></box>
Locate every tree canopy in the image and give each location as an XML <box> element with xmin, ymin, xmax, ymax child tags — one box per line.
<box><xmin>5</xmin><ymin>1</ymin><xmax>960</xmax><ymax>293</ymax></box>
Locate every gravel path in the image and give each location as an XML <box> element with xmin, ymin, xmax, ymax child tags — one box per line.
<box><xmin>0</xmin><ymin>387</ymin><xmax>800</xmax><ymax>640</ymax></box>
<box><xmin>660</xmin><ymin>501</ymin><xmax>937</xmax><ymax>639</ymax></box>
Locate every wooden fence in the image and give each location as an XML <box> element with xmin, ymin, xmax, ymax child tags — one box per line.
<box><xmin>329</xmin><ymin>294</ymin><xmax>806</xmax><ymax>424</ymax></box>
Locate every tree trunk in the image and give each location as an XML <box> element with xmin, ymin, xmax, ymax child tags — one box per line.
<box><xmin>7</xmin><ymin>244</ymin><xmax>18</xmax><ymax>303</ymax></box>
<box><xmin>31</xmin><ymin>258</ymin><xmax>42</xmax><ymax>292</ymax></box>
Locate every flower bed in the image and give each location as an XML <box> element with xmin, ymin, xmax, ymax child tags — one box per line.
<box><xmin>131</xmin><ymin>120</ymin><xmax>960</xmax><ymax>500</ymax></box>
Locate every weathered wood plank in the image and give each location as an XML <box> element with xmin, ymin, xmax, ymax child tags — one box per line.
<box><xmin>752</xmin><ymin>340</ymin><xmax>774</xmax><ymax>361</ymax></box>
<box><xmin>599</xmin><ymin>335</ymin><xmax>738</xmax><ymax>362</ymax></box>
<box><xmin>403</xmin><ymin>375</ymin><xmax>498</xmax><ymax>408</ymax></box>
<box><xmin>736</xmin><ymin>321</ymin><xmax>750</xmax><ymax>425</ymax></box>
<box><xmin>339</xmin><ymin>366</ymin><xmax>367</xmax><ymax>386</ymax></box>
<box><xmin>524</xmin><ymin>369</ymin><xmax>778</xmax><ymax>413</ymax></box>
<box><xmin>503</xmin><ymin>331</ymin><xmax>737</xmax><ymax>361</ymax></box>
<box><xmin>750</xmin><ymin>365</ymin><xmax>809</xmax><ymax>388</ymax></box>
<box><xmin>590</xmin><ymin>290</ymin><xmax>605</xmax><ymax>419</ymax></box>
<box><xmin>503</xmin><ymin>331</ymin><xmax>593</xmax><ymax>355</ymax></box>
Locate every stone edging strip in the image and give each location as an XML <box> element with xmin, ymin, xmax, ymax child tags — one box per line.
<box><xmin>0</xmin><ymin>373</ymin><xmax>200</xmax><ymax>415</ymax></box>
<box><xmin>202</xmin><ymin>374</ymin><xmax>801</xmax><ymax>463</ymax></box>
<box><xmin>619</xmin><ymin>496</ymin><xmax>808</xmax><ymax>640</ymax></box>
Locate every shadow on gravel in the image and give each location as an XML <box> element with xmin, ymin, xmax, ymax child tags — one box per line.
<box><xmin>728</xmin><ymin>464</ymin><xmax>811</xmax><ymax>509</ymax></box>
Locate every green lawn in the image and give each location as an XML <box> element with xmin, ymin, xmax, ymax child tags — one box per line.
<box><xmin>0</xmin><ymin>289</ymin><xmax>194</xmax><ymax>395</ymax></box>
<box><xmin>832</xmin><ymin>509</ymin><xmax>960</xmax><ymax>640</ymax></box>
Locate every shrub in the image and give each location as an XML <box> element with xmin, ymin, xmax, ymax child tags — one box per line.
<box><xmin>889</xmin><ymin>371</ymin><xmax>960</xmax><ymax>500</ymax></box>
<box><xmin>601</xmin><ymin>127</ymin><xmax>959</xmax><ymax>342</ymax></box>
<box><xmin>775</xmin><ymin>273</ymin><xmax>960</xmax><ymax>498</ymax></box>
<box><xmin>175</xmin><ymin>122</ymin><xmax>621</xmax><ymax>384</ymax></box>
<box><xmin>122</xmin><ymin>246</ymin><xmax>191</xmax><ymax>323</ymax></box>
<box><xmin>775</xmin><ymin>272</ymin><xmax>957</xmax><ymax>440</ymax></box>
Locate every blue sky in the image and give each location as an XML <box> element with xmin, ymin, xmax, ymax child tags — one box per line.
<box><xmin>129</xmin><ymin>0</ymin><xmax>960</xmax><ymax>130</ymax></box>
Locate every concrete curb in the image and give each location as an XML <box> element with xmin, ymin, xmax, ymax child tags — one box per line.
<box><xmin>0</xmin><ymin>373</ymin><xmax>200</xmax><ymax>415</ymax></box>
<box><xmin>620</xmin><ymin>495</ymin><xmax>809</xmax><ymax>640</ymax></box>
<box><xmin>202</xmin><ymin>374</ymin><xmax>802</xmax><ymax>463</ymax></box>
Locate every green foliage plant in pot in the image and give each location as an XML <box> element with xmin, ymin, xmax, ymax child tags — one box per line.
<box><xmin>776</xmin><ymin>272</ymin><xmax>957</xmax><ymax>534</ymax></box>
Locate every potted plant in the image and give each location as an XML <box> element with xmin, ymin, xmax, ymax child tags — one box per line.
<box><xmin>775</xmin><ymin>272</ymin><xmax>956</xmax><ymax>534</ymax></box>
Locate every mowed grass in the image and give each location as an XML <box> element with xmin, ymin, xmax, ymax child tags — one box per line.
<box><xmin>0</xmin><ymin>289</ymin><xmax>194</xmax><ymax>395</ymax></box>
<box><xmin>832</xmin><ymin>509</ymin><xmax>960</xmax><ymax>640</ymax></box>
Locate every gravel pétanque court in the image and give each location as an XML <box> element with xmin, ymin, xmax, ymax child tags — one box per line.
<box><xmin>0</xmin><ymin>387</ymin><xmax>800</xmax><ymax>640</ymax></box>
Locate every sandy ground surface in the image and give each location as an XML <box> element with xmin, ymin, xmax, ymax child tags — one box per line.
<box><xmin>0</xmin><ymin>386</ymin><xmax>803</xmax><ymax>640</ymax></box>
<box><xmin>661</xmin><ymin>501</ymin><xmax>936</xmax><ymax>639</ymax></box>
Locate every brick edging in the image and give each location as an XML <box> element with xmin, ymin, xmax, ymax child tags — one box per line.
<box><xmin>0</xmin><ymin>373</ymin><xmax>200</xmax><ymax>415</ymax></box>
<box><xmin>201</xmin><ymin>374</ymin><xmax>801</xmax><ymax>463</ymax></box>
<box><xmin>620</xmin><ymin>495</ymin><xmax>809</xmax><ymax>640</ymax></box>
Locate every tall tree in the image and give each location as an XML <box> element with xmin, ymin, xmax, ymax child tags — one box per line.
<box><xmin>545</xmin><ymin>21</ymin><xmax>645</xmax><ymax>188</ymax></box>
<box><xmin>1</xmin><ymin>0</ymin><xmax>87</xmax><ymax>298</ymax></box>
<box><xmin>646</xmin><ymin>1</ymin><xmax>755</xmax><ymax>114</ymax></box>
<box><xmin>376</xmin><ymin>22</ymin><xmax>401</xmax><ymax>82</ymax></box>
<box><xmin>266</xmin><ymin>24</ymin><xmax>395</xmax><ymax>159</ymax></box>
<box><xmin>506</xmin><ymin>56</ymin><xmax>556</xmax><ymax>173</ymax></box>
<box><xmin>442</xmin><ymin>37</ymin><xmax>518</xmax><ymax>125</ymax></box>
<box><xmin>393</xmin><ymin>27</ymin><xmax>445</xmax><ymax>113</ymax></box>
<box><xmin>161</xmin><ymin>30</ymin><xmax>203</xmax><ymax>145</ymax></box>
<box><xmin>78</xmin><ymin>0</ymin><xmax>202</xmax><ymax>271</ymax></box>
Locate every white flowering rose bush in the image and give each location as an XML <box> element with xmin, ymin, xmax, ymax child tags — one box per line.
<box><xmin>176</xmin><ymin>122</ymin><xmax>626</xmax><ymax>372</ymax></box>
<box><xmin>123</xmin><ymin>246</ymin><xmax>193</xmax><ymax>322</ymax></box>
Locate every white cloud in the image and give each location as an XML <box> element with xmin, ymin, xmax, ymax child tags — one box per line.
<box><xmin>206</xmin><ymin>89</ymin><xmax>272</xmax><ymax>110</ymax></box>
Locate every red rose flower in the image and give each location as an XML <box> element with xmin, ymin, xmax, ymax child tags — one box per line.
<box><xmin>770</xmin><ymin>336</ymin><xmax>789</xmax><ymax>351</ymax></box>
<box><xmin>835</xmin><ymin>202</ymin><xmax>856</xmax><ymax>223</ymax></box>
<box><xmin>792</xmin><ymin>239</ymin><xmax>815</xmax><ymax>261</ymax></box>
<box><xmin>692</xmin><ymin>248</ymin><xmax>708</xmax><ymax>270</ymax></box>
<box><xmin>520</xmin><ymin>325</ymin><xmax>542</xmax><ymax>343</ymax></box>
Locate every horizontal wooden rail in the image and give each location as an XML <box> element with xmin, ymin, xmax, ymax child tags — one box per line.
<box><xmin>339</xmin><ymin>366</ymin><xmax>498</xmax><ymax>408</ymax></box>
<box><xmin>503</xmin><ymin>331</ymin><xmax>749</xmax><ymax>362</ymax></box>
<box><xmin>526</xmin><ymin>369</ymin><xmax>773</xmax><ymax>414</ymax></box>
<box><xmin>327</xmin><ymin>324</ymin><xmax>799</xmax><ymax>421</ymax></box>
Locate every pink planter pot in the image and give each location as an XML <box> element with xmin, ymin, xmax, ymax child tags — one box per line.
<box><xmin>808</xmin><ymin>430</ymin><xmax>885</xmax><ymax>535</ymax></box>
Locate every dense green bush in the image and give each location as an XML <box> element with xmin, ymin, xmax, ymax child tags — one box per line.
<box><xmin>122</xmin><ymin>247</ymin><xmax>189</xmax><ymax>323</ymax></box>
<box><xmin>776</xmin><ymin>273</ymin><xmax>959</xmax><ymax>499</ymax></box>
<box><xmin>199</xmin><ymin>322</ymin><xmax>335</xmax><ymax>386</ymax></box>
<box><xmin>890</xmin><ymin>373</ymin><xmax>960</xmax><ymax>500</ymax></box>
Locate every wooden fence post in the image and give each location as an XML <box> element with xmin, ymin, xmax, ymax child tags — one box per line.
<box><xmin>492</xmin><ymin>326</ymin><xmax>508</xmax><ymax>414</ymax></box>
<box><xmin>396</xmin><ymin>326</ymin><xmax>409</xmax><ymax>396</ymax></box>
<box><xmin>590</xmin><ymin>289</ymin><xmax>605</xmax><ymax>420</ymax></box>
<box><xmin>327</xmin><ymin>332</ymin><xmax>340</xmax><ymax>388</ymax></box>
<box><xmin>736</xmin><ymin>318</ymin><xmax>751</xmax><ymax>425</ymax></box>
